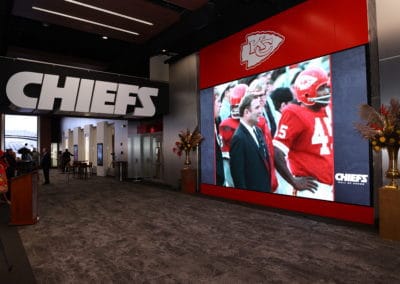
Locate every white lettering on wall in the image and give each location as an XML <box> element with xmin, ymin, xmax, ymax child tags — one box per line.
<box><xmin>334</xmin><ymin>173</ymin><xmax>369</xmax><ymax>185</ymax></box>
<box><xmin>5</xmin><ymin>71</ymin><xmax>160</xmax><ymax>117</ymax></box>
<box><xmin>6</xmin><ymin>71</ymin><xmax>42</xmax><ymax>109</ymax></box>
<box><xmin>38</xmin><ymin>74</ymin><xmax>80</xmax><ymax>111</ymax></box>
<box><xmin>75</xmin><ymin>79</ymin><xmax>94</xmax><ymax>112</ymax></box>
<box><xmin>134</xmin><ymin>87</ymin><xmax>158</xmax><ymax>117</ymax></box>
<box><xmin>114</xmin><ymin>83</ymin><xmax>139</xmax><ymax>115</ymax></box>
<box><xmin>90</xmin><ymin>81</ymin><xmax>117</xmax><ymax>114</ymax></box>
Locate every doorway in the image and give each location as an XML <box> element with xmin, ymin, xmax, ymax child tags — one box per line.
<box><xmin>129</xmin><ymin>133</ymin><xmax>162</xmax><ymax>180</ymax></box>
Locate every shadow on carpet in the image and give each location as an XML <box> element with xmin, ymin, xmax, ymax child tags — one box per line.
<box><xmin>0</xmin><ymin>203</ymin><xmax>36</xmax><ymax>282</ymax></box>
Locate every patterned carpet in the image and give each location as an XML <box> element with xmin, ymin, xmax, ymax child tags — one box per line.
<box><xmin>12</xmin><ymin>170</ymin><xmax>400</xmax><ymax>283</ymax></box>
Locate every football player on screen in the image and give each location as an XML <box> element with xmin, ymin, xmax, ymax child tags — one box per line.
<box><xmin>273</xmin><ymin>66</ymin><xmax>334</xmax><ymax>201</ymax></box>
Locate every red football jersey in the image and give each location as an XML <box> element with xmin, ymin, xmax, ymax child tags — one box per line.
<box><xmin>273</xmin><ymin>104</ymin><xmax>334</xmax><ymax>184</ymax></box>
<box><xmin>219</xmin><ymin>117</ymin><xmax>240</xmax><ymax>153</ymax></box>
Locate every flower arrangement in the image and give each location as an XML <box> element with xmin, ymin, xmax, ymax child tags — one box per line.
<box><xmin>354</xmin><ymin>98</ymin><xmax>400</xmax><ymax>152</ymax></box>
<box><xmin>172</xmin><ymin>126</ymin><xmax>204</xmax><ymax>157</ymax></box>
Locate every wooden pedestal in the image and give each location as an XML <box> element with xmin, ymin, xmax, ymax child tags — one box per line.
<box><xmin>181</xmin><ymin>169</ymin><xmax>197</xmax><ymax>193</ymax></box>
<box><xmin>379</xmin><ymin>187</ymin><xmax>400</xmax><ymax>240</ymax></box>
<box><xmin>10</xmin><ymin>171</ymin><xmax>39</xmax><ymax>225</ymax></box>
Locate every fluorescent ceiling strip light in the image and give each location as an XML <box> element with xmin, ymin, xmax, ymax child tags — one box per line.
<box><xmin>16</xmin><ymin>57</ymin><xmax>91</xmax><ymax>71</ymax></box>
<box><xmin>32</xmin><ymin>6</ymin><xmax>139</xmax><ymax>36</ymax></box>
<box><xmin>65</xmin><ymin>0</ymin><xmax>153</xmax><ymax>26</ymax></box>
<box><xmin>16</xmin><ymin>57</ymin><xmax>143</xmax><ymax>78</ymax></box>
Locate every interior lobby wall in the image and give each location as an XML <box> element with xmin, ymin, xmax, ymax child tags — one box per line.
<box><xmin>150</xmin><ymin>55</ymin><xmax>170</xmax><ymax>82</ymax></box>
<box><xmin>95</xmin><ymin>121</ymin><xmax>107</xmax><ymax>176</ymax></box>
<box><xmin>73</xmin><ymin>127</ymin><xmax>84</xmax><ymax>160</ymax></box>
<box><xmin>126</xmin><ymin>121</ymin><xmax>140</xmax><ymax>179</ymax></box>
<box><xmin>61</xmin><ymin>117</ymin><xmax>128</xmax><ymax>175</ymax></box>
<box><xmin>163</xmin><ymin>54</ymin><xmax>199</xmax><ymax>189</ymax></box>
<box><xmin>376</xmin><ymin>0</ymin><xmax>400</xmax><ymax>206</ymax></box>
<box><xmin>83</xmin><ymin>124</ymin><xmax>96</xmax><ymax>166</ymax></box>
<box><xmin>113</xmin><ymin>121</ymin><xmax>128</xmax><ymax>162</ymax></box>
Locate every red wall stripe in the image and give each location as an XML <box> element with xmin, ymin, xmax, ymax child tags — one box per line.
<box><xmin>199</xmin><ymin>0</ymin><xmax>369</xmax><ymax>89</ymax></box>
<box><xmin>201</xmin><ymin>184</ymin><xmax>374</xmax><ymax>224</ymax></box>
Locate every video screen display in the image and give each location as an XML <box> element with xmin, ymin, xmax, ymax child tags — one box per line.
<box><xmin>200</xmin><ymin>45</ymin><xmax>371</xmax><ymax>206</ymax></box>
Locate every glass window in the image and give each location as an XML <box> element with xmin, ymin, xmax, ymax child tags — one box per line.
<box><xmin>4</xmin><ymin>115</ymin><xmax>38</xmax><ymax>158</ymax></box>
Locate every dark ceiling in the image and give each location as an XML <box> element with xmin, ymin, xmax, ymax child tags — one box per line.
<box><xmin>0</xmin><ymin>0</ymin><xmax>305</xmax><ymax>77</ymax></box>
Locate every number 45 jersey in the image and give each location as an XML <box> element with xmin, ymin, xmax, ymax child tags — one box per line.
<box><xmin>273</xmin><ymin>103</ymin><xmax>334</xmax><ymax>185</ymax></box>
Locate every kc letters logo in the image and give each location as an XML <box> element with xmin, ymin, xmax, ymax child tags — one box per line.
<box><xmin>241</xmin><ymin>31</ymin><xmax>285</xmax><ymax>69</ymax></box>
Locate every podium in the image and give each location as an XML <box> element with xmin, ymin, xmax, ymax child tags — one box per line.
<box><xmin>10</xmin><ymin>171</ymin><xmax>39</xmax><ymax>225</ymax></box>
<box><xmin>181</xmin><ymin>169</ymin><xmax>197</xmax><ymax>193</ymax></box>
<box><xmin>379</xmin><ymin>187</ymin><xmax>400</xmax><ymax>240</ymax></box>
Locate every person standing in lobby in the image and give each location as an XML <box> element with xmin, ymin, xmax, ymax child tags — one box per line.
<box><xmin>41</xmin><ymin>148</ymin><xmax>51</xmax><ymax>185</ymax></box>
<box><xmin>61</xmin><ymin>149</ymin><xmax>74</xmax><ymax>172</ymax></box>
<box><xmin>18</xmin><ymin>143</ymin><xmax>32</xmax><ymax>161</ymax></box>
<box><xmin>31</xmin><ymin>148</ymin><xmax>40</xmax><ymax>169</ymax></box>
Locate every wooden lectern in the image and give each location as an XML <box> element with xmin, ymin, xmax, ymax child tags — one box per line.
<box><xmin>379</xmin><ymin>187</ymin><xmax>400</xmax><ymax>240</ymax></box>
<box><xmin>10</xmin><ymin>171</ymin><xmax>39</xmax><ymax>225</ymax></box>
<box><xmin>181</xmin><ymin>169</ymin><xmax>197</xmax><ymax>193</ymax></box>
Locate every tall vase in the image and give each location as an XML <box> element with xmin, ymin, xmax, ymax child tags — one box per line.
<box><xmin>183</xmin><ymin>149</ymin><xmax>191</xmax><ymax>169</ymax></box>
<box><xmin>384</xmin><ymin>144</ymin><xmax>400</xmax><ymax>190</ymax></box>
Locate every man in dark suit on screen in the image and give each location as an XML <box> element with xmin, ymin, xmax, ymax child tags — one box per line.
<box><xmin>229</xmin><ymin>94</ymin><xmax>273</xmax><ymax>192</ymax></box>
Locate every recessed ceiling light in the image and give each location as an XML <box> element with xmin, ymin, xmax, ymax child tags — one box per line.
<box><xmin>64</xmin><ymin>0</ymin><xmax>153</xmax><ymax>26</ymax></box>
<box><xmin>102</xmin><ymin>36</ymin><xmax>108</xmax><ymax>40</ymax></box>
<box><xmin>32</xmin><ymin>6</ymin><xmax>139</xmax><ymax>36</ymax></box>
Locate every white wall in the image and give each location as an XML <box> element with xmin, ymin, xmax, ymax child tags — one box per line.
<box><xmin>83</xmin><ymin>124</ymin><xmax>96</xmax><ymax>166</ymax></box>
<box><xmin>61</xmin><ymin>117</ymin><xmax>128</xmax><ymax>176</ymax></box>
<box><xmin>73</xmin><ymin>127</ymin><xmax>84</xmax><ymax>160</ymax></box>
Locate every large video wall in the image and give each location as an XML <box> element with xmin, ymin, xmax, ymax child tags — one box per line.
<box><xmin>201</xmin><ymin>46</ymin><xmax>370</xmax><ymax>200</ymax></box>
<box><xmin>198</xmin><ymin>0</ymin><xmax>374</xmax><ymax>224</ymax></box>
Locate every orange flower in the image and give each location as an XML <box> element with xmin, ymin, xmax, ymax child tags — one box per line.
<box><xmin>172</xmin><ymin>126</ymin><xmax>204</xmax><ymax>157</ymax></box>
<box><xmin>355</xmin><ymin>98</ymin><xmax>400</xmax><ymax>151</ymax></box>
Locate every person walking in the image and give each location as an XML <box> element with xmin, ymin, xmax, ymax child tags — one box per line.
<box><xmin>61</xmin><ymin>149</ymin><xmax>74</xmax><ymax>172</ymax></box>
<box><xmin>41</xmin><ymin>147</ymin><xmax>51</xmax><ymax>185</ymax></box>
<box><xmin>18</xmin><ymin>143</ymin><xmax>32</xmax><ymax>161</ymax></box>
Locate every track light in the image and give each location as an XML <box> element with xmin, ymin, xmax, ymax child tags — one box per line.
<box><xmin>32</xmin><ymin>6</ymin><xmax>140</xmax><ymax>36</ymax></box>
<box><xmin>64</xmin><ymin>0</ymin><xmax>153</xmax><ymax>26</ymax></box>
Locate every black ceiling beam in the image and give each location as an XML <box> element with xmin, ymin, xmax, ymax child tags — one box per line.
<box><xmin>0</xmin><ymin>0</ymin><xmax>13</xmax><ymax>55</ymax></box>
<box><xmin>147</xmin><ymin>0</ymin><xmax>306</xmax><ymax>62</ymax></box>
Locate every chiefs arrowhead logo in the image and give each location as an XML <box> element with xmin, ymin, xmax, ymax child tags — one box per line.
<box><xmin>295</xmin><ymin>74</ymin><xmax>318</xmax><ymax>91</ymax></box>
<box><xmin>241</xmin><ymin>31</ymin><xmax>285</xmax><ymax>70</ymax></box>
